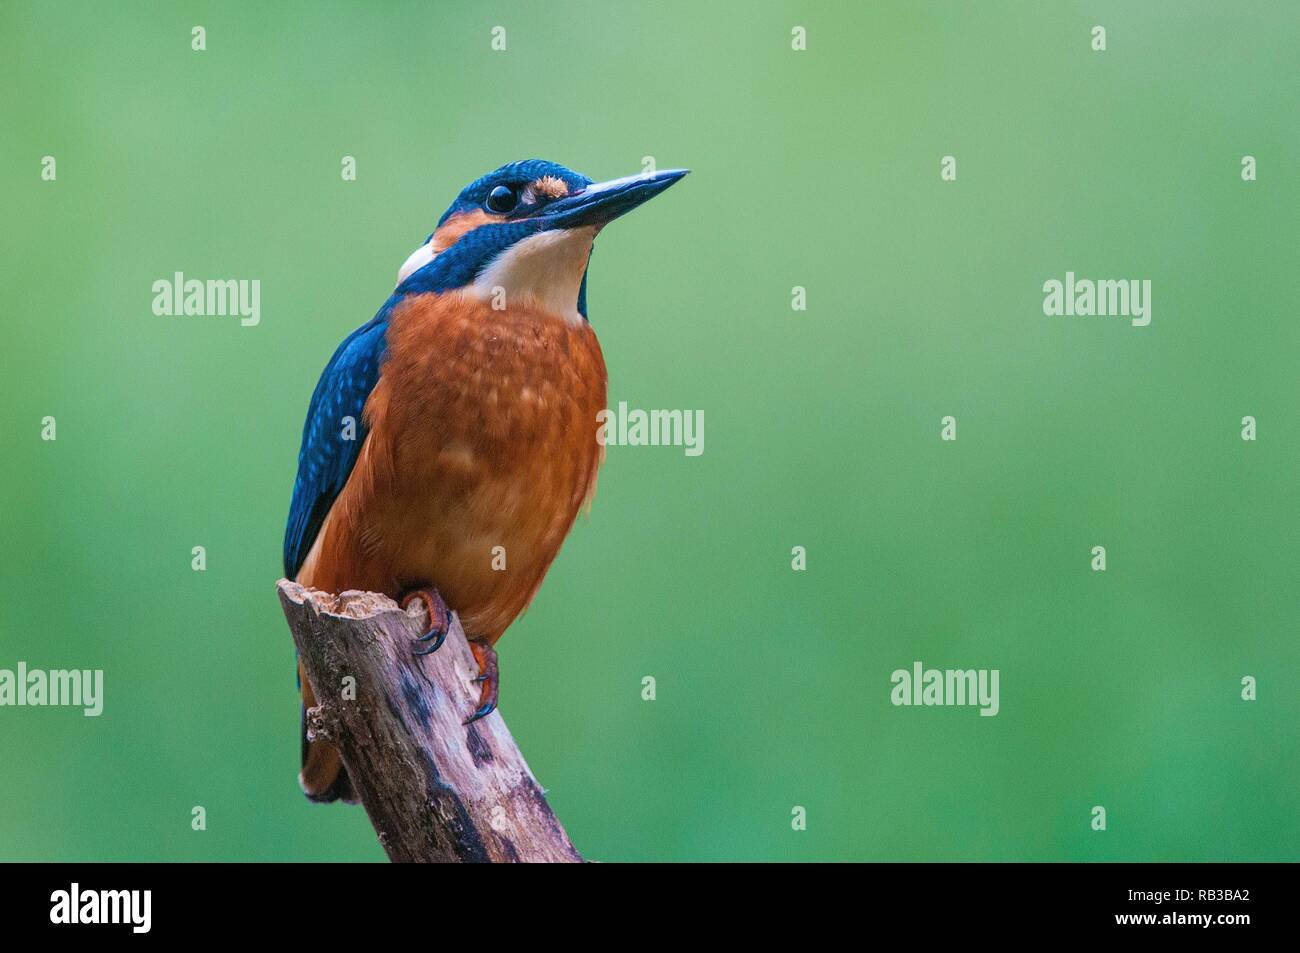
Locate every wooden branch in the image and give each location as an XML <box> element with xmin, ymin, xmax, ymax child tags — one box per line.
<box><xmin>276</xmin><ymin>579</ymin><xmax>582</xmax><ymax>863</ymax></box>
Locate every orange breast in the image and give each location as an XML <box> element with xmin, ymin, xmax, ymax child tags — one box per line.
<box><xmin>298</xmin><ymin>290</ymin><xmax>607</xmax><ymax>641</ymax></box>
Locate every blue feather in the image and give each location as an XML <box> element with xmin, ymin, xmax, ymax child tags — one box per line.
<box><xmin>437</xmin><ymin>159</ymin><xmax>591</xmax><ymax>226</ymax></box>
<box><xmin>282</xmin><ymin>306</ymin><xmax>391</xmax><ymax>579</ymax></box>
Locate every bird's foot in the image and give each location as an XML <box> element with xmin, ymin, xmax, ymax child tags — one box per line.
<box><xmin>465</xmin><ymin>639</ymin><xmax>499</xmax><ymax>725</ymax></box>
<box><xmin>400</xmin><ymin>587</ymin><xmax>455</xmax><ymax>656</ymax></box>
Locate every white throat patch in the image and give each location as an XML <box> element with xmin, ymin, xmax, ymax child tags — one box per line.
<box><xmin>397</xmin><ymin>242</ymin><xmax>435</xmax><ymax>286</ymax></box>
<box><xmin>472</xmin><ymin>226</ymin><xmax>596</xmax><ymax>324</ymax></box>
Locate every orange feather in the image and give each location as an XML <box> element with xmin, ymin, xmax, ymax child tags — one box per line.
<box><xmin>297</xmin><ymin>289</ymin><xmax>606</xmax><ymax>643</ymax></box>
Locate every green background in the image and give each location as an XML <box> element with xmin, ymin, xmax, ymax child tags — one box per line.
<box><xmin>1</xmin><ymin>1</ymin><xmax>1296</xmax><ymax>862</ymax></box>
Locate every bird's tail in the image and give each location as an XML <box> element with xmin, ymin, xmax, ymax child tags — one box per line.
<box><xmin>299</xmin><ymin>661</ymin><xmax>356</xmax><ymax>804</ymax></box>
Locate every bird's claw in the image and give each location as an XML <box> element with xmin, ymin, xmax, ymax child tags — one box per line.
<box><xmin>402</xmin><ymin>588</ymin><xmax>498</xmax><ymax>724</ymax></box>
<box><xmin>464</xmin><ymin>701</ymin><xmax>496</xmax><ymax>725</ymax></box>
<box><xmin>401</xmin><ymin>589</ymin><xmax>454</xmax><ymax>656</ymax></box>
<box><xmin>412</xmin><ymin>618</ymin><xmax>451</xmax><ymax>655</ymax></box>
<box><xmin>464</xmin><ymin>640</ymin><xmax>499</xmax><ymax>725</ymax></box>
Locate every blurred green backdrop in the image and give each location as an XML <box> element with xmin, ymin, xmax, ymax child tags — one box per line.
<box><xmin>1</xmin><ymin>1</ymin><xmax>1297</xmax><ymax>862</ymax></box>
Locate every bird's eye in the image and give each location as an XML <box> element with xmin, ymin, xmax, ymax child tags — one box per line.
<box><xmin>486</xmin><ymin>185</ymin><xmax>517</xmax><ymax>213</ymax></box>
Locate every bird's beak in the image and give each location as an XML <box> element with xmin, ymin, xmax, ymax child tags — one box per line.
<box><xmin>541</xmin><ymin>168</ymin><xmax>689</xmax><ymax>230</ymax></box>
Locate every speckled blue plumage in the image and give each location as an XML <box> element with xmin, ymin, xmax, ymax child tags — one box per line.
<box><xmin>437</xmin><ymin>159</ymin><xmax>592</xmax><ymax>226</ymax></box>
<box><xmin>282</xmin><ymin>306</ymin><xmax>389</xmax><ymax>579</ymax></box>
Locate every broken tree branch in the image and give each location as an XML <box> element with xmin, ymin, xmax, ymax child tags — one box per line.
<box><xmin>276</xmin><ymin>579</ymin><xmax>582</xmax><ymax>863</ymax></box>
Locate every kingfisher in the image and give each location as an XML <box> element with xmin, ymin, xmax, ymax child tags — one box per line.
<box><xmin>284</xmin><ymin>159</ymin><xmax>687</xmax><ymax>802</ymax></box>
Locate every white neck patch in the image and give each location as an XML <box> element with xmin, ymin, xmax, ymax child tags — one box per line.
<box><xmin>397</xmin><ymin>242</ymin><xmax>435</xmax><ymax>286</ymax></box>
<box><xmin>472</xmin><ymin>226</ymin><xmax>596</xmax><ymax>324</ymax></box>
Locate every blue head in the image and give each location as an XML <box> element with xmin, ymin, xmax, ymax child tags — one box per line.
<box><xmin>395</xmin><ymin>159</ymin><xmax>688</xmax><ymax>321</ymax></box>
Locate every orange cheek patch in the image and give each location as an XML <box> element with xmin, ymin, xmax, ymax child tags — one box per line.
<box><xmin>533</xmin><ymin>176</ymin><xmax>568</xmax><ymax>199</ymax></box>
<box><xmin>431</xmin><ymin>210</ymin><xmax>501</xmax><ymax>252</ymax></box>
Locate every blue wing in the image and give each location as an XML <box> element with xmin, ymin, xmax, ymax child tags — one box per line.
<box><xmin>282</xmin><ymin>309</ymin><xmax>391</xmax><ymax>579</ymax></box>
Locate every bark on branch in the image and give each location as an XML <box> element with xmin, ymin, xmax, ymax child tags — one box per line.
<box><xmin>276</xmin><ymin>579</ymin><xmax>582</xmax><ymax>863</ymax></box>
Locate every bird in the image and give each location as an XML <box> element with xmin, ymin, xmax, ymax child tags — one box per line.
<box><xmin>283</xmin><ymin>159</ymin><xmax>687</xmax><ymax>802</ymax></box>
